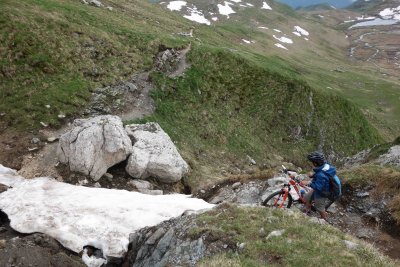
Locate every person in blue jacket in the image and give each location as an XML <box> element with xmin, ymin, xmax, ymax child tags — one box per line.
<box><xmin>302</xmin><ymin>151</ymin><xmax>341</xmax><ymax>220</ymax></box>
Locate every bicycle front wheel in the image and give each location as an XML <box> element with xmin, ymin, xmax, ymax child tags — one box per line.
<box><xmin>262</xmin><ymin>190</ymin><xmax>293</xmax><ymax>208</ymax></box>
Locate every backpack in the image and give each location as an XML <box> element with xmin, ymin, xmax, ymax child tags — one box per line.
<box><xmin>322</xmin><ymin>171</ymin><xmax>342</xmax><ymax>202</ymax></box>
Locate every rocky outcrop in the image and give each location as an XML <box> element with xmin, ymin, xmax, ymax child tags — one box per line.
<box><xmin>125</xmin><ymin>213</ymin><xmax>222</xmax><ymax>267</ymax></box>
<box><xmin>125</xmin><ymin>122</ymin><xmax>189</xmax><ymax>183</ymax></box>
<box><xmin>57</xmin><ymin>115</ymin><xmax>132</xmax><ymax>181</ymax></box>
<box><xmin>378</xmin><ymin>145</ymin><xmax>400</xmax><ymax>167</ymax></box>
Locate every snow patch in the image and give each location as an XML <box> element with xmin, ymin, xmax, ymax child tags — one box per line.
<box><xmin>273</xmin><ymin>29</ymin><xmax>281</xmax><ymax>33</ymax></box>
<box><xmin>258</xmin><ymin>26</ymin><xmax>269</xmax><ymax>29</ymax></box>
<box><xmin>275</xmin><ymin>43</ymin><xmax>288</xmax><ymax>50</ymax></box>
<box><xmin>0</xmin><ymin>165</ymin><xmax>214</xmax><ymax>258</ymax></box>
<box><xmin>212</xmin><ymin>17</ymin><xmax>218</xmax><ymax>21</ymax></box>
<box><xmin>184</xmin><ymin>9</ymin><xmax>211</xmax><ymax>25</ymax></box>
<box><xmin>380</xmin><ymin>6</ymin><xmax>400</xmax><ymax>20</ymax></box>
<box><xmin>246</xmin><ymin>3</ymin><xmax>254</xmax><ymax>7</ymax></box>
<box><xmin>242</xmin><ymin>39</ymin><xmax>251</xmax><ymax>44</ymax></box>
<box><xmin>294</xmin><ymin>26</ymin><xmax>309</xmax><ymax>36</ymax></box>
<box><xmin>167</xmin><ymin>1</ymin><xmax>186</xmax><ymax>11</ymax></box>
<box><xmin>261</xmin><ymin>1</ymin><xmax>272</xmax><ymax>10</ymax></box>
<box><xmin>218</xmin><ymin>1</ymin><xmax>236</xmax><ymax>17</ymax></box>
<box><xmin>292</xmin><ymin>31</ymin><xmax>301</xmax><ymax>37</ymax></box>
<box><xmin>273</xmin><ymin>35</ymin><xmax>293</xmax><ymax>44</ymax></box>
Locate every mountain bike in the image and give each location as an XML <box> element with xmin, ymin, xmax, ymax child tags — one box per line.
<box><xmin>262</xmin><ymin>166</ymin><xmax>334</xmax><ymax>210</ymax></box>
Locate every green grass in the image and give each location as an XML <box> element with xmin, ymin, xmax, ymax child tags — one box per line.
<box><xmin>131</xmin><ymin>45</ymin><xmax>382</xmax><ymax>188</ymax></box>
<box><xmin>0</xmin><ymin>0</ymin><xmax>191</xmax><ymax>129</ymax></box>
<box><xmin>195</xmin><ymin>204</ymin><xmax>397</xmax><ymax>266</ymax></box>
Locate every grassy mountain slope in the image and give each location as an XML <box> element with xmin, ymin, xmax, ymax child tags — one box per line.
<box><xmin>137</xmin><ymin>46</ymin><xmax>382</xmax><ymax>188</ymax></box>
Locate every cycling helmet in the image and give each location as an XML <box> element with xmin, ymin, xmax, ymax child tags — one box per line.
<box><xmin>307</xmin><ymin>151</ymin><xmax>325</xmax><ymax>163</ymax></box>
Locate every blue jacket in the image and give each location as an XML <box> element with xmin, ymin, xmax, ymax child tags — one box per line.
<box><xmin>310</xmin><ymin>163</ymin><xmax>339</xmax><ymax>199</ymax></box>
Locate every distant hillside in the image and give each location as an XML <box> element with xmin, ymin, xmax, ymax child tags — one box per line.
<box><xmin>277</xmin><ymin>0</ymin><xmax>353</xmax><ymax>9</ymax></box>
<box><xmin>347</xmin><ymin>0</ymin><xmax>396</xmax><ymax>12</ymax></box>
<box><xmin>298</xmin><ymin>3</ymin><xmax>337</xmax><ymax>11</ymax></box>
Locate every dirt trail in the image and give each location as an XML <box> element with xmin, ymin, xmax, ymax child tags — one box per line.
<box><xmin>169</xmin><ymin>43</ymin><xmax>192</xmax><ymax>78</ymax></box>
<box><xmin>13</xmin><ymin>44</ymin><xmax>193</xmax><ymax>181</ymax></box>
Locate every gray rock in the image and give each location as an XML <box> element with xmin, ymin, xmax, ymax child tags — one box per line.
<box><xmin>47</xmin><ymin>137</ymin><xmax>58</xmax><ymax>143</ymax></box>
<box><xmin>31</xmin><ymin>137</ymin><xmax>41</xmax><ymax>144</ymax></box>
<box><xmin>356</xmin><ymin>192</ymin><xmax>370</xmax><ymax>198</ymax></box>
<box><xmin>356</xmin><ymin>228</ymin><xmax>372</xmax><ymax>239</ymax></box>
<box><xmin>232</xmin><ymin>182</ymin><xmax>241</xmax><ymax>189</ymax></box>
<box><xmin>126</xmin><ymin>82</ymin><xmax>137</xmax><ymax>91</ymax></box>
<box><xmin>266</xmin><ymin>229</ymin><xmax>285</xmax><ymax>239</ymax></box>
<box><xmin>0</xmin><ymin>239</ymin><xmax>5</xmax><ymax>249</ymax></box>
<box><xmin>344</xmin><ymin>240</ymin><xmax>358</xmax><ymax>250</ymax></box>
<box><xmin>238</xmin><ymin>242</ymin><xmax>246</xmax><ymax>250</ymax></box>
<box><xmin>125</xmin><ymin>122</ymin><xmax>189</xmax><ymax>183</ymax></box>
<box><xmin>246</xmin><ymin>155</ymin><xmax>256</xmax><ymax>165</ymax></box>
<box><xmin>0</xmin><ymin>184</ymin><xmax>8</xmax><ymax>193</ymax></box>
<box><xmin>267</xmin><ymin>176</ymin><xmax>289</xmax><ymax>187</ymax></box>
<box><xmin>57</xmin><ymin>115</ymin><xmax>132</xmax><ymax>181</ymax></box>
<box><xmin>378</xmin><ymin>145</ymin><xmax>400</xmax><ymax>166</ymax></box>
<box><xmin>0</xmin><ymin>227</ymin><xmax>6</xmax><ymax>233</ymax></box>
<box><xmin>129</xmin><ymin>179</ymin><xmax>153</xmax><ymax>190</ymax></box>
<box><xmin>104</xmin><ymin>172</ymin><xmax>113</xmax><ymax>181</ymax></box>
<box><xmin>146</xmin><ymin>228</ymin><xmax>166</xmax><ymax>245</ymax></box>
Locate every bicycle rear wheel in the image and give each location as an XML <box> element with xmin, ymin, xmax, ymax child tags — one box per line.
<box><xmin>262</xmin><ymin>190</ymin><xmax>293</xmax><ymax>208</ymax></box>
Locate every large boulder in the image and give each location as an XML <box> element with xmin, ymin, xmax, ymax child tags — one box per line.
<box><xmin>57</xmin><ymin>115</ymin><xmax>132</xmax><ymax>181</ymax></box>
<box><xmin>125</xmin><ymin>122</ymin><xmax>189</xmax><ymax>183</ymax></box>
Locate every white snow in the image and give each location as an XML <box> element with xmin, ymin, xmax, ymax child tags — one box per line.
<box><xmin>294</xmin><ymin>26</ymin><xmax>309</xmax><ymax>36</ymax></box>
<box><xmin>246</xmin><ymin>3</ymin><xmax>254</xmax><ymax>7</ymax></box>
<box><xmin>261</xmin><ymin>2</ymin><xmax>272</xmax><ymax>10</ymax></box>
<box><xmin>212</xmin><ymin>17</ymin><xmax>218</xmax><ymax>21</ymax></box>
<box><xmin>230</xmin><ymin>0</ymin><xmax>241</xmax><ymax>2</ymax></box>
<box><xmin>275</xmin><ymin>43</ymin><xmax>288</xmax><ymax>50</ymax></box>
<box><xmin>184</xmin><ymin>11</ymin><xmax>211</xmax><ymax>25</ymax></box>
<box><xmin>356</xmin><ymin>15</ymin><xmax>376</xmax><ymax>20</ymax></box>
<box><xmin>218</xmin><ymin>1</ymin><xmax>236</xmax><ymax>17</ymax></box>
<box><xmin>167</xmin><ymin>1</ymin><xmax>186</xmax><ymax>11</ymax></box>
<box><xmin>0</xmin><ymin>165</ymin><xmax>214</xmax><ymax>258</ymax></box>
<box><xmin>273</xmin><ymin>29</ymin><xmax>281</xmax><ymax>33</ymax></box>
<box><xmin>273</xmin><ymin>35</ymin><xmax>293</xmax><ymax>44</ymax></box>
<box><xmin>242</xmin><ymin>39</ymin><xmax>251</xmax><ymax>44</ymax></box>
<box><xmin>258</xmin><ymin>26</ymin><xmax>269</xmax><ymax>29</ymax></box>
<box><xmin>350</xmin><ymin>18</ymin><xmax>399</xmax><ymax>28</ymax></box>
<box><xmin>292</xmin><ymin>31</ymin><xmax>301</xmax><ymax>37</ymax></box>
<box><xmin>380</xmin><ymin>6</ymin><xmax>400</xmax><ymax>20</ymax></box>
